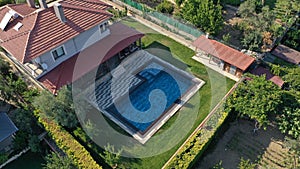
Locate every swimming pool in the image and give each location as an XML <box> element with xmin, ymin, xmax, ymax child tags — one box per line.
<box><xmin>89</xmin><ymin>52</ymin><xmax>204</xmax><ymax>143</ymax></box>
<box><xmin>105</xmin><ymin>62</ymin><xmax>192</xmax><ymax>133</ymax></box>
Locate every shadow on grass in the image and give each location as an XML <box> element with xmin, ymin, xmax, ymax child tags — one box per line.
<box><xmin>144</xmin><ymin>41</ymin><xmax>191</xmax><ymax>71</ymax></box>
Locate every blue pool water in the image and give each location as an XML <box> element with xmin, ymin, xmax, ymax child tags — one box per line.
<box><xmin>106</xmin><ymin>65</ymin><xmax>192</xmax><ymax>133</ymax></box>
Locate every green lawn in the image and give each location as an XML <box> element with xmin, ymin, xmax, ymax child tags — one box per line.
<box><xmin>115</xmin><ymin>17</ymin><xmax>236</xmax><ymax>168</ymax></box>
<box><xmin>67</xmin><ymin>16</ymin><xmax>235</xmax><ymax>169</ymax></box>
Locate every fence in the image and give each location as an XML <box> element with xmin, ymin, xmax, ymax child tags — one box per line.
<box><xmin>147</xmin><ymin>11</ymin><xmax>204</xmax><ymax>38</ymax></box>
<box><xmin>117</xmin><ymin>0</ymin><xmax>204</xmax><ymax>39</ymax></box>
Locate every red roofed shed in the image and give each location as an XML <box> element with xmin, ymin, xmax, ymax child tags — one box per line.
<box><xmin>193</xmin><ymin>36</ymin><xmax>255</xmax><ymax>77</ymax></box>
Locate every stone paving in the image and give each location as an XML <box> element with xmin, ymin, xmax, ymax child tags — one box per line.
<box><xmin>192</xmin><ymin>53</ymin><xmax>240</xmax><ymax>82</ymax></box>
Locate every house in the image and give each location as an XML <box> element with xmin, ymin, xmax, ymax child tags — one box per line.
<box><xmin>0</xmin><ymin>112</ymin><xmax>18</xmax><ymax>152</ymax></box>
<box><xmin>0</xmin><ymin>0</ymin><xmax>144</xmax><ymax>93</ymax></box>
<box><xmin>193</xmin><ymin>35</ymin><xmax>255</xmax><ymax>78</ymax></box>
<box><xmin>271</xmin><ymin>44</ymin><xmax>300</xmax><ymax>65</ymax></box>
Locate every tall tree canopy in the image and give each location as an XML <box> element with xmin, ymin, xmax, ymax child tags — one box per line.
<box><xmin>33</xmin><ymin>86</ymin><xmax>78</xmax><ymax>128</ymax></box>
<box><xmin>181</xmin><ymin>0</ymin><xmax>223</xmax><ymax>35</ymax></box>
<box><xmin>228</xmin><ymin>67</ymin><xmax>300</xmax><ymax>138</ymax></box>
<box><xmin>226</xmin><ymin>74</ymin><xmax>281</xmax><ymax>127</ymax></box>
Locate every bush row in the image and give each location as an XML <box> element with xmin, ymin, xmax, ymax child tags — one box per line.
<box><xmin>165</xmin><ymin>111</ymin><xmax>229</xmax><ymax>169</ymax></box>
<box><xmin>38</xmin><ymin>116</ymin><xmax>102</xmax><ymax>169</ymax></box>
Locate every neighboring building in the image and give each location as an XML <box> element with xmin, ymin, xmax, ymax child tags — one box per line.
<box><xmin>0</xmin><ymin>0</ymin><xmax>143</xmax><ymax>93</ymax></box>
<box><xmin>193</xmin><ymin>35</ymin><xmax>255</xmax><ymax>78</ymax></box>
<box><xmin>271</xmin><ymin>44</ymin><xmax>300</xmax><ymax>65</ymax></box>
<box><xmin>250</xmin><ymin>66</ymin><xmax>285</xmax><ymax>88</ymax></box>
<box><xmin>0</xmin><ymin>112</ymin><xmax>18</xmax><ymax>152</ymax></box>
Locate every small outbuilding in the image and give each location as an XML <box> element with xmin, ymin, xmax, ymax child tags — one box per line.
<box><xmin>193</xmin><ymin>35</ymin><xmax>255</xmax><ymax>78</ymax></box>
<box><xmin>271</xmin><ymin>44</ymin><xmax>300</xmax><ymax>65</ymax></box>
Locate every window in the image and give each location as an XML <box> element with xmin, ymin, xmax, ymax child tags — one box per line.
<box><xmin>100</xmin><ymin>22</ymin><xmax>108</xmax><ymax>33</ymax></box>
<box><xmin>52</xmin><ymin>46</ymin><xmax>65</xmax><ymax>60</ymax></box>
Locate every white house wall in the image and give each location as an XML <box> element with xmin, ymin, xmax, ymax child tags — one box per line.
<box><xmin>37</xmin><ymin>22</ymin><xmax>110</xmax><ymax>76</ymax></box>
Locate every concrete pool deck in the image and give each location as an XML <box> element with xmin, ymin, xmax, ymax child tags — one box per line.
<box><xmin>85</xmin><ymin>50</ymin><xmax>205</xmax><ymax>144</ymax></box>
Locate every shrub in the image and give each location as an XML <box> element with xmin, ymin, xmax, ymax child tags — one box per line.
<box><xmin>0</xmin><ymin>153</ymin><xmax>8</xmax><ymax>165</ymax></box>
<box><xmin>156</xmin><ymin>0</ymin><xmax>174</xmax><ymax>14</ymax></box>
<box><xmin>165</xmin><ymin>111</ymin><xmax>229</xmax><ymax>168</ymax></box>
<box><xmin>38</xmin><ymin>115</ymin><xmax>102</xmax><ymax>169</ymax></box>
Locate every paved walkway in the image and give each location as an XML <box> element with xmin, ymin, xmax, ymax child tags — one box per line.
<box><xmin>192</xmin><ymin>53</ymin><xmax>240</xmax><ymax>81</ymax></box>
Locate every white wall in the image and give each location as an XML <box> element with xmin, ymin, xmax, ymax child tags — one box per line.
<box><xmin>37</xmin><ymin>21</ymin><xmax>110</xmax><ymax>76</ymax></box>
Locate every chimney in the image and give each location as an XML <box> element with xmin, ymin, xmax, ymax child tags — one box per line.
<box><xmin>26</xmin><ymin>0</ymin><xmax>35</xmax><ymax>8</ymax></box>
<box><xmin>54</xmin><ymin>3</ymin><xmax>66</xmax><ymax>23</ymax></box>
<box><xmin>38</xmin><ymin>0</ymin><xmax>48</xmax><ymax>9</ymax></box>
<box><xmin>205</xmin><ymin>33</ymin><xmax>210</xmax><ymax>39</ymax></box>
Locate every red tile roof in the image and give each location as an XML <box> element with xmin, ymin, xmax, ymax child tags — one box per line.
<box><xmin>63</xmin><ymin>0</ymin><xmax>111</xmax><ymax>10</ymax></box>
<box><xmin>193</xmin><ymin>36</ymin><xmax>255</xmax><ymax>71</ymax></box>
<box><xmin>7</xmin><ymin>3</ymin><xmax>36</xmax><ymax>17</ymax></box>
<box><xmin>38</xmin><ymin>23</ymin><xmax>144</xmax><ymax>93</ymax></box>
<box><xmin>250</xmin><ymin>66</ymin><xmax>284</xmax><ymax>88</ymax></box>
<box><xmin>0</xmin><ymin>0</ymin><xmax>112</xmax><ymax>63</ymax></box>
<box><xmin>271</xmin><ymin>44</ymin><xmax>300</xmax><ymax>64</ymax></box>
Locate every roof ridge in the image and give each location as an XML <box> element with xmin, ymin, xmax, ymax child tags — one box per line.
<box><xmin>0</xmin><ymin>31</ymin><xmax>30</xmax><ymax>43</ymax></box>
<box><xmin>61</xmin><ymin>1</ymin><xmax>112</xmax><ymax>16</ymax></box>
<box><xmin>23</xmin><ymin>12</ymin><xmax>39</xmax><ymax>63</ymax></box>
<box><xmin>80</xmin><ymin>0</ymin><xmax>111</xmax><ymax>7</ymax></box>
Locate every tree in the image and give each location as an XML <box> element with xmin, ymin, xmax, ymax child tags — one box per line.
<box><xmin>13</xmin><ymin>131</ymin><xmax>29</xmax><ymax>151</ymax></box>
<box><xmin>181</xmin><ymin>0</ymin><xmax>223</xmax><ymax>35</ymax></box>
<box><xmin>238</xmin><ymin>0</ymin><xmax>257</xmax><ymax>18</ymax></box>
<box><xmin>241</xmin><ymin>30</ymin><xmax>262</xmax><ymax>51</ymax></box>
<box><xmin>100</xmin><ymin>143</ymin><xmax>122</xmax><ymax>168</ymax></box>
<box><xmin>0</xmin><ymin>58</ymin><xmax>11</xmax><ymax>76</ymax></box>
<box><xmin>11</xmin><ymin>109</ymin><xmax>34</xmax><ymax>134</ymax></box>
<box><xmin>283</xmin><ymin>67</ymin><xmax>300</xmax><ymax>91</ymax></box>
<box><xmin>43</xmin><ymin>152</ymin><xmax>76</xmax><ymax>169</ymax></box>
<box><xmin>226</xmin><ymin>74</ymin><xmax>281</xmax><ymax>128</ymax></box>
<box><xmin>0</xmin><ymin>0</ymin><xmax>13</xmax><ymax>6</ymax></box>
<box><xmin>238</xmin><ymin>157</ymin><xmax>256</xmax><ymax>169</ymax></box>
<box><xmin>156</xmin><ymin>0</ymin><xmax>174</xmax><ymax>14</ymax></box>
<box><xmin>0</xmin><ymin>153</ymin><xmax>8</xmax><ymax>165</ymax></box>
<box><xmin>33</xmin><ymin>86</ymin><xmax>78</xmax><ymax>128</ymax></box>
<box><xmin>28</xmin><ymin>135</ymin><xmax>41</xmax><ymax>153</ymax></box>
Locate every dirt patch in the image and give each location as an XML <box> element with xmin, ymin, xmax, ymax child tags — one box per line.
<box><xmin>194</xmin><ymin>119</ymin><xmax>294</xmax><ymax>169</ymax></box>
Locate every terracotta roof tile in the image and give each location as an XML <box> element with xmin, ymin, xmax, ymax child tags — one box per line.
<box><xmin>193</xmin><ymin>36</ymin><xmax>255</xmax><ymax>71</ymax></box>
<box><xmin>63</xmin><ymin>0</ymin><xmax>111</xmax><ymax>10</ymax></box>
<box><xmin>7</xmin><ymin>3</ymin><xmax>36</xmax><ymax>17</ymax></box>
<box><xmin>0</xmin><ymin>0</ymin><xmax>112</xmax><ymax>63</ymax></box>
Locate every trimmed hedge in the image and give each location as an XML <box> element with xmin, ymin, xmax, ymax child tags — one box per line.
<box><xmin>165</xmin><ymin>111</ymin><xmax>229</xmax><ymax>168</ymax></box>
<box><xmin>38</xmin><ymin>115</ymin><xmax>102</xmax><ymax>169</ymax></box>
